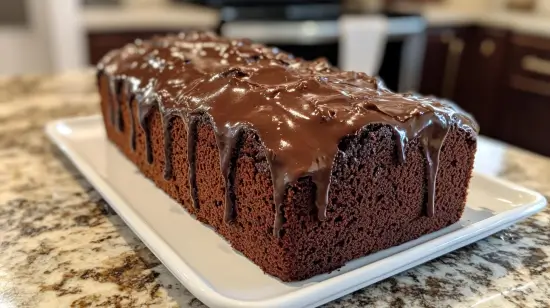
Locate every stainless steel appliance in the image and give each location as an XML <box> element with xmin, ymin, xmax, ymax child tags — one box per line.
<box><xmin>180</xmin><ymin>0</ymin><xmax>427</xmax><ymax>92</ymax></box>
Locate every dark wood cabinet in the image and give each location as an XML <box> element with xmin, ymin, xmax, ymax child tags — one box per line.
<box><xmin>420</xmin><ymin>26</ymin><xmax>510</xmax><ymax>138</ymax></box>
<box><xmin>421</xmin><ymin>25</ymin><xmax>550</xmax><ymax>156</ymax></box>
<box><xmin>497</xmin><ymin>87</ymin><xmax>550</xmax><ymax>155</ymax></box>
<box><xmin>452</xmin><ymin>27</ymin><xmax>510</xmax><ymax>138</ymax></box>
<box><xmin>494</xmin><ymin>33</ymin><xmax>550</xmax><ymax>155</ymax></box>
<box><xmin>419</xmin><ymin>27</ymin><xmax>462</xmax><ymax>98</ymax></box>
<box><xmin>506</xmin><ymin>33</ymin><xmax>550</xmax><ymax>84</ymax></box>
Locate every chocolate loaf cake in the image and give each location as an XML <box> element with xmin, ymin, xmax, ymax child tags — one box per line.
<box><xmin>97</xmin><ymin>32</ymin><xmax>478</xmax><ymax>282</ymax></box>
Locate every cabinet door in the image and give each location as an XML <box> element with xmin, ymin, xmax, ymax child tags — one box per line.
<box><xmin>507</xmin><ymin>33</ymin><xmax>550</xmax><ymax>85</ymax></box>
<box><xmin>497</xmin><ymin>87</ymin><xmax>550</xmax><ymax>156</ymax></box>
<box><xmin>419</xmin><ymin>27</ymin><xmax>458</xmax><ymax>98</ymax></box>
<box><xmin>452</xmin><ymin>27</ymin><xmax>510</xmax><ymax>138</ymax></box>
<box><xmin>496</xmin><ymin>33</ymin><xmax>550</xmax><ymax>156</ymax></box>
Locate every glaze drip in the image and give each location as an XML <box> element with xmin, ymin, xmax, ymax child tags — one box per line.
<box><xmin>120</xmin><ymin>78</ymin><xmax>140</xmax><ymax>152</ymax></box>
<box><xmin>186</xmin><ymin>115</ymin><xmax>200</xmax><ymax>209</ymax></box>
<box><xmin>107</xmin><ymin>77</ymin><xmax>117</xmax><ymax>130</ymax></box>
<box><xmin>126</xmin><ymin>94</ymin><xmax>137</xmax><ymax>151</ymax></box>
<box><xmin>135</xmin><ymin>80</ymin><xmax>158</xmax><ymax>165</ymax></box>
<box><xmin>162</xmin><ymin>115</ymin><xmax>173</xmax><ymax>180</ymax></box>
<box><xmin>139</xmin><ymin>103</ymin><xmax>154</xmax><ymax>165</ymax></box>
<box><xmin>216</xmin><ymin>126</ymin><xmax>244</xmax><ymax>223</ymax></box>
<box><xmin>266</xmin><ymin>151</ymin><xmax>287</xmax><ymax>237</ymax></box>
<box><xmin>97</xmin><ymin>32</ymin><xmax>478</xmax><ymax>237</ymax></box>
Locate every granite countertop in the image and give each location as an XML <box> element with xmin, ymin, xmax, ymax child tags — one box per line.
<box><xmin>1</xmin><ymin>71</ymin><xmax>550</xmax><ymax>307</ymax></box>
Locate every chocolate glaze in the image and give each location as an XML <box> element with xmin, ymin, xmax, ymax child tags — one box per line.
<box><xmin>97</xmin><ymin>32</ymin><xmax>478</xmax><ymax>237</ymax></box>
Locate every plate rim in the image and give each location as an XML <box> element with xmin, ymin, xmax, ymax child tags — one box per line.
<box><xmin>45</xmin><ymin>115</ymin><xmax>547</xmax><ymax>308</ymax></box>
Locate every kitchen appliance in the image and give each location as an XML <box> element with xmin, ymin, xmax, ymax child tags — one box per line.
<box><xmin>339</xmin><ymin>15</ymin><xmax>388</xmax><ymax>76</ymax></box>
<box><xmin>182</xmin><ymin>0</ymin><xmax>427</xmax><ymax>92</ymax></box>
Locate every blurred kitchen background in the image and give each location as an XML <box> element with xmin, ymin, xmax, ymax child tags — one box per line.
<box><xmin>2</xmin><ymin>0</ymin><xmax>550</xmax><ymax>156</ymax></box>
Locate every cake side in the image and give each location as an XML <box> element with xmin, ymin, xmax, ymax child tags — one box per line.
<box><xmin>98</xmin><ymin>70</ymin><xmax>476</xmax><ymax>281</ymax></box>
<box><xmin>98</xmin><ymin>73</ymin><xmax>291</xmax><ymax>278</ymax></box>
<box><xmin>282</xmin><ymin>124</ymin><xmax>476</xmax><ymax>279</ymax></box>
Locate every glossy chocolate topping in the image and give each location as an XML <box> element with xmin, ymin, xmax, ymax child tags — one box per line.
<box><xmin>97</xmin><ymin>32</ymin><xmax>478</xmax><ymax>237</ymax></box>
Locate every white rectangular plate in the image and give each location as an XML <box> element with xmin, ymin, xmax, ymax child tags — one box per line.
<box><xmin>45</xmin><ymin>116</ymin><xmax>546</xmax><ymax>308</ymax></box>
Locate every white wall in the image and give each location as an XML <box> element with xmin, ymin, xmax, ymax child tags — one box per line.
<box><xmin>0</xmin><ymin>28</ymin><xmax>50</xmax><ymax>75</ymax></box>
<box><xmin>0</xmin><ymin>0</ymin><xmax>50</xmax><ymax>75</ymax></box>
<box><xmin>0</xmin><ymin>0</ymin><xmax>86</xmax><ymax>76</ymax></box>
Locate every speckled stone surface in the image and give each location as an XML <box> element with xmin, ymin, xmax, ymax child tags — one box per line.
<box><xmin>1</xmin><ymin>71</ymin><xmax>550</xmax><ymax>308</ymax></box>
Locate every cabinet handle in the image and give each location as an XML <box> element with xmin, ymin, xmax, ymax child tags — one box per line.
<box><xmin>442</xmin><ymin>37</ymin><xmax>464</xmax><ymax>98</ymax></box>
<box><xmin>480</xmin><ymin>39</ymin><xmax>496</xmax><ymax>57</ymax></box>
<box><xmin>522</xmin><ymin>55</ymin><xmax>550</xmax><ymax>76</ymax></box>
<box><xmin>510</xmin><ymin>75</ymin><xmax>550</xmax><ymax>97</ymax></box>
